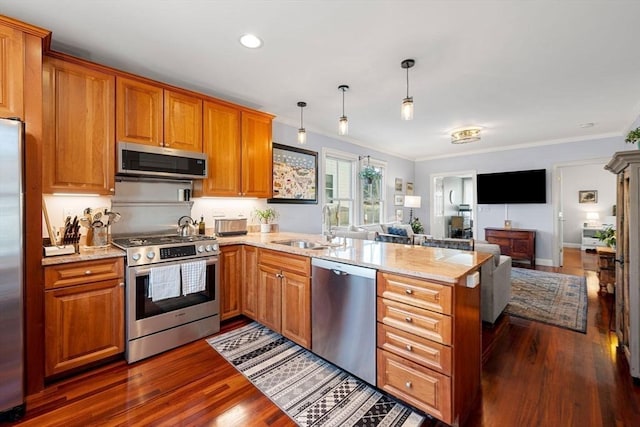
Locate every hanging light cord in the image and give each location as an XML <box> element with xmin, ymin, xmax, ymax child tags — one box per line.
<box><xmin>406</xmin><ymin>66</ymin><xmax>410</xmax><ymax>98</ymax></box>
<box><xmin>300</xmin><ymin>105</ymin><xmax>304</xmax><ymax>127</ymax></box>
<box><xmin>342</xmin><ymin>88</ymin><xmax>346</xmax><ymax>116</ymax></box>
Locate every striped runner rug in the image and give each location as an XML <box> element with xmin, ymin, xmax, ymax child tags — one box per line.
<box><xmin>207</xmin><ymin>322</ymin><xmax>425</xmax><ymax>427</ymax></box>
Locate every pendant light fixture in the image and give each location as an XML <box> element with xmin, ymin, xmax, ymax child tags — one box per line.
<box><xmin>338</xmin><ymin>85</ymin><xmax>349</xmax><ymax>136</ymax></box>
<box><xmin>297</xmin><ymin>101</ymin><xmax>307</xmax><ymax>144</ymax></box>
<box><xmin>401</xmin><ymin>59</ymin><xmax>415</xmax><ymax>121</ymax></box>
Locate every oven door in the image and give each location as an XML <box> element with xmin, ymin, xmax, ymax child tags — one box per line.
<box><xmin>126</xmin><ymin>256</ymin><xmax>219</xmax><ymax>340</ymax></box>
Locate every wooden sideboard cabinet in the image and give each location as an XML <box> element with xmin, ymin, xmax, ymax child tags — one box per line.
<box><xmin>485</xmin><ymin>227</ymin><xmax>536</xmax><ymax>267</ymax></box>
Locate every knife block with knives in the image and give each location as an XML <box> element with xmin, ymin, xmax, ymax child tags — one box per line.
<box><xmin>42</xmin><ymin>197</ymin><xmax>78</xmax><ymax>256</ymax></box>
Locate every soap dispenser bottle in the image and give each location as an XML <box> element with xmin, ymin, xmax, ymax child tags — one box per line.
<box><xmin>198</xmin><ymin>215</ymin><xmax>206</xmax><ymax>235</ymax></box>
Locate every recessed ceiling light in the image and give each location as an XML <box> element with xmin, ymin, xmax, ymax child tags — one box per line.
<box><xmin>580</xmin><ymin>122</ymin><xmax>595</xmax><ymax>128</ymax></box>
<box><xmin>239</xmin><ymin>34</ymin><xmax>262</xmax><ymax>49</ymax></box>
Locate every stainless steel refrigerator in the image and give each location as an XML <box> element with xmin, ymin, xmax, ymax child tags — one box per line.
<box><xmin>0</xmin><ymin>118</ymin><xmax>25</xmax><ymax>420</ymax></box>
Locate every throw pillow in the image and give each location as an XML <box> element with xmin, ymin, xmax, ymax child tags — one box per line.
<box><xmin>387</xmin><ymin>226</ymin><xmax>408</xmax><ymax>237</ymax></box>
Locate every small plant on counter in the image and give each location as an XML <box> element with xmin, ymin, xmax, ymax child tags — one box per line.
<box><xmin>595</xmin><ymin>226</ymin><xmax>616</xmax><ymax>248</ymax></box>
<box><xmin>253</xmin><ymin>207</ymin><xmax>279</xmax><ymax>224</ymax></box>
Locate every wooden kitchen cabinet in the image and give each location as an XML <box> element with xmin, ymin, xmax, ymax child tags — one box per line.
<box><xmin>376</xmin><ymin>271</ymin><xmax>481</xmax><ymax>426</ymax></box>
<box><xmin>44</xmin><ymin>258</ymin><xmax>125</xmax><ymax>377</ymax></box>
<box><xmin>42</xmin><ymin>56</ymin><xmax>115</xmax><ymax>195</ymax></box>
<box><xmin>196</xmin><ymin>104</ymin><xmax>273</xmax><ymax>198</ymax></box>
<box><xmin>116</xmin><ymin>76</ymin><xmax>202</xmax><ymax>151</ymax></box>
<box><xmin>242</xmin><ymin>245</ymin><xmax>259</xmax><ymax>319</ymax></box>
<box><xmin>257</xmin><ymin>249</ymin><xmax>311</xmax><ymax>348</ymax></box>
<box><xmin>220</xmin><ymin>245</ymin><xmax>242</xmax><ymax>320</ymax></box>
<box><xmin>0</xmin><ymin>23</ymin><xmax>24</xmax><ymax>119</ymax></box>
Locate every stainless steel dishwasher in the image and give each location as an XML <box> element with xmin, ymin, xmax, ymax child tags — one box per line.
<box><xmin>311</xmin><ymin>258</ymin><xmax>376</xmax><ymax>385</ymax></box>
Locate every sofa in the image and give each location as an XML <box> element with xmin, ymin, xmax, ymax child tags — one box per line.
<box><xmin>474</xmin><ymin>240</ymin><xmax>512</xmax><ymax>324</ymax></box>
<box><xmin>333</xmin><ymin>222</ymin><xmax>424</xmax><ymax>244</ymax></box>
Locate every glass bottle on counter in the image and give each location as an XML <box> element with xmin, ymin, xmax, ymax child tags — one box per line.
<box><xmin>199</xmin><ymin>215</ymin><xmax>206</xmax><ymax>235</ymax></box>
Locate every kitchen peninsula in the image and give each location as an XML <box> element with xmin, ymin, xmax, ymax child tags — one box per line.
<box><xmin>41</xmin><ymin>232</ymin><xmax>491</xmax><ymax>426</ymax></box>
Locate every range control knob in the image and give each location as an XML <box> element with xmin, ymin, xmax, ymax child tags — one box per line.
<box><xmin>132</xmin><ymin>253</ymin><xmax>141</xmax><ymax>261</ymax></box>
<box><xmin>212</xmin><ymin>244</ymin><xmax>219</xmax><ymax>252</ymax></box>
<box><xmin>146</xmin><ymin>251</ymin><xmax>156</xmax><ymax>260</ymax></box>
<box><xmin>197</xmin><ymin>245</ymin><xmax>205</xmax><ymax>253</ymax></box>
<box><xmin>205</xmin><ymin>245</ymin><xmax>213</xmax><ymax>252</ymax></box>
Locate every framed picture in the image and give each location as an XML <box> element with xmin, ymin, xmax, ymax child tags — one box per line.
<box><xmin>394</xmin><ymin>194</ymin><xmax>404</xmax><ymax>206</ymax></box>
<box><xmin>578</xmin><ymin>190</ymin><xmax>597</xmax><ymax>204</ymax></box>
<box><xmin>395</xmin><ymin>209</ymin><xmax>403</xmax><ymax>222</ymax></box>
<box><xmin>268</xmin><ymin>143</ymin><xmax>318</xmax><ymax>204</ymax></box>
<box><xmin>395</xmin><ymin>177</ymin><xmax>403</xmax><ymax>193</ymax></box>
<box><xmin>406</xmin><ymin>182</ymin><xmax>414</xmax><ymax>195</ymax></box>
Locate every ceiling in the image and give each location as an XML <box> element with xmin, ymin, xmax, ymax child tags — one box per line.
<box><xmin>5</xmin><ymin>0</ymin><xmax>640</xmax><ymax>160</ymax></box>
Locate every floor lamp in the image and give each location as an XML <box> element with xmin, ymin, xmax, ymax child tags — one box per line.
<box><xmin>404</xmin><ymin>195</ymin><xmax>421</xmax><ymax>224</ymax></box>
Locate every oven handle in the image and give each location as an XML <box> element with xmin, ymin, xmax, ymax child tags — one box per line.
<box><xmin>132</xmin><ymin>256</ymin><xmax>219</xmax><ymax>277</ymax></box>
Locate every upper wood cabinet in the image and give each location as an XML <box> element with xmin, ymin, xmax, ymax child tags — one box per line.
<box><xmin>0</xmin><ymin>24</ymin><xmax>24</xmax><ymax>119</ymax></box>
<box><xmin>116</xmin><ymin>77</ymin><xmax>202</xmax><ymax>151</ymax></box>
<box><xmin>198</xmin><ymin>104</ymin><xmax>272</xmax><ymax>198</ymax></box>
<box><xmin>43</xmin><ymin>57</ymin><xmax>115</xmax><ymax>195</ymax></box>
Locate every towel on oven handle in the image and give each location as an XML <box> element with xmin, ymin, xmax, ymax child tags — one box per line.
<box><xmin>149</xmin><ymin>264</ymin><xmax>181</xmax><ymax>301</ymax></box>
<box><xmin>181</xmin><ymin>260</ymin><xmax>207</xmax><ymax>295</ymax></box>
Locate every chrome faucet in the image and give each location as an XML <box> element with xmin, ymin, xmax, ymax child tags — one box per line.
<box><xmin>322</xmin><ymin>204</ymin><xmax>335</xmax><ymax>241</ymax></box>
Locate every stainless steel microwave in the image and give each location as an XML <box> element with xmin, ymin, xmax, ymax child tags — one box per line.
<box><xmin>117</xmin><ymin>142</ymin><xmax>207</xmax><ymax>180</ymax></box>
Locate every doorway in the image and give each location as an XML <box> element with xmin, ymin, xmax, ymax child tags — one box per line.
<box><xmin>430</xmin><ymin>170</ymin><xmax>477</xmax><ymax>239</ymax></box>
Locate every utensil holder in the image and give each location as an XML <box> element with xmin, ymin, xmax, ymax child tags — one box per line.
<box><xmin>88</xmin><ymin>226</ymin><xmax>109</xmax><ymax>247</ymax></box>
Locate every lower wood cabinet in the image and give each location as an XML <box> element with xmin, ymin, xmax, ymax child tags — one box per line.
<box><xmin>220</xmin><ymin>245</ymin><xmax>242</xmax><ymax>320</ymax></box>
<box><xmin>376</xmin><ymin>270</ymin><xmax>481</xmax><ymax>426</ymax></box>
<box><xmin>44</xmin><ymin>258</ymin><xmax>125</xmax><ymax>377</ymax></box>
<box><xmin>257</xmin><ymin>249</ymin><xmax>311</xmax><ymax>348</ymax></box>
<box><xmin>242</xmin><ymin>245</ymin><xmax>259</xmax><ymax>319</ymax></box>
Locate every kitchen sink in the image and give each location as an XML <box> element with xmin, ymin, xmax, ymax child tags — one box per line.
<box><xmin>272</xmin><ymin>239</ymin><xmax>328</xmax><ymax>250</ymax></box>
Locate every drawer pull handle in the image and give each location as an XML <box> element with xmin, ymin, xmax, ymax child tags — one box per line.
<box><xmin>84</xmin><ymin>270</ymin><xmax>92</xmax><ymax>275</ymax></box>
<box><xmin>406</xmin><ymin>344</ymin><xmax>413</xmax><ymax>352</ymax></box>
<box><xmin>405</xmin><ymin>317</ymin><xmax>413</xmax><ymax>323</ymax></box>
<box><xmin>405</xmin><ymin>381</ymin><xmax>412</xmax><ymax>389</ymax></box>
<box><xmin>405</xmin><ymin>289</ymin><xmax>413</xmax><ymax>295</ymax></box>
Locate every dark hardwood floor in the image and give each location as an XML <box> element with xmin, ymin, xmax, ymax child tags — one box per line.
<box><xmin>4</xmin><ymin>248</ymin><xmax>640</xmax><ymax>426</ymax></box>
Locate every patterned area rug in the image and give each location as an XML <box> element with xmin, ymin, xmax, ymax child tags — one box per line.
<box><xmin>207</xmin><ymin>322</ymin><xmax>425</xmax><ymax>427</ymax></box>
<box><xmin>505</xmin><ymin>267</ymin><xmax>588</xmax><ymax>333</ymax></box>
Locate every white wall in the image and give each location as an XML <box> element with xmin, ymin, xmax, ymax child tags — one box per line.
<box><xmin>414</xmin><ymin>135</ymin><xmax>630</xmax><ymax>265</ymax></box>
<box><xmin>561</xmin><ymin>162</ymin><xmax>616</xmax><ymax>246</ymax></box>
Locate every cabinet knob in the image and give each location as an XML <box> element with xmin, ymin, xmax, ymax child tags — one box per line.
<box><xmin>406</xmin><ymin>344</ymin><xmax>413</xmax><ymax>352</ymax></box>
<box><xmin>84</xmin><ymin>270</ymin><xmax>92</xmax><ymax>275</ymax></box>
<box><xmin>405</xmin><ymin>289</ymin><xmax>413</xmax><ymax>295</ymax></box>
<box><xmin>119</xmin><ymin>282</ymin><xmax>125</xmax><ymax>287</ymax></box>
<box><xmin>405</xmin><ymin>317</ymin><xmax>412</xmax><ymax>323</ymax></box>
<box><xmin>405</xmin><ymin>381</ymin><xmax>412</xmax><ymax>389</ymax></box>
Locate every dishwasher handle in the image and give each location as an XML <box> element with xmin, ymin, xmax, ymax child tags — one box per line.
<box><xmin>332</xmin><ymin>269</ymin><xmax>349</xmax><ymax>276</ymax></box>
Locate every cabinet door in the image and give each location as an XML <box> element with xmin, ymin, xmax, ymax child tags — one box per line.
<box><xmin>201</xmin><ymin>100</ymin><xmax>241</xmax><ymax>196</ymax></box>
<box><xmin>257</xmin><ymin>263</ymin><xmax>281</xmax><ymax>332</ymax></box>
<box><xmin>281</xmin><ymin>270</ymin><xmax>310</xmax><ymax>348</ymax></box>
<box><xmin>45</xmin><ymin>278</ymin><xmax>124</xmax><ymax>376</ymax></box>
<box><xmin>220</xmin><ymin>245</ymin><xmax>242</xmax><ymax>320</ymax></box>
<box><xmin>116</xmin><ymin>77</ymin><xmax>163</xmax><ymax>147</ymax></box>
<box><xmin>0</xmin><ymin>24</ymin><xmax>24</xmax><ymax>119</ymax></box>
<box><xmin>242</xmin><ymin>245</ymin><xmax>259</xmax><ymax>319</ymax></box>
<box><xmin>241</xmin><ymin>111</ymin><xmax>272</xmax><ymax>197</ymax></box>
<box><xmin>43</xmin><ymin>57</ymin><xmax>115</xmax><ymax>194</ymax></box>
<box><xmin>164</xmin><ymin>89</ymin><xmax>202</xmax><ymax>151</ymax></box>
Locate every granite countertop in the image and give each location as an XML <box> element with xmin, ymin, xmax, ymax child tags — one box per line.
<box><xmin>217</xmin><ymin>232</ymin><xmax>493</xmax><ymax>284</ymax></box>
<box><xmin>42</xmin><ymin>231</ymin><xmax>492</xmax><ymax>283</ymax></box>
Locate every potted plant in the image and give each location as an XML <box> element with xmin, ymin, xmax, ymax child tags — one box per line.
<box><xmin>410</xmin><ymin>217</ymin><xmax>424</xmax><ymax>234</ymax></box>
<box><xmin>253</xmin><ymin>207</ymin><xmax>279</xmax><ymax>233</ymax></box>
<box><xmin>359</xmin><ymin>166</ymin><xmax>382</xmax><ymax>184</ymax></box>
<box><xmin>625</xmin><ymin>127</ymin><xmax>640</xmax><ymax>148</ymax></box>
<box><xmin>595</xmin><ymin>226</ymin><xmax>616</xmax><ymax>249</ymax></box>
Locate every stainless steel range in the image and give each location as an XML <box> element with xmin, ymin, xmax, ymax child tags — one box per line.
<box><xmin>112</xmin><ymin>233</ymin><xmax>220</xmax><ymax>363</ymax></box>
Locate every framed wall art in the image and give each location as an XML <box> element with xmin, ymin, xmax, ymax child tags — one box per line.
<box><xmin>395</xmin><ymin>177</ymin><xmax>403</xmax><ymax>192</ymax></box>
<box><xmin>406</xmin><ymin>182</ymin><xmax>414</xmax><ymax>195</ymax></box>
<box><xmin>578</xmin><ymin>190</ymin><xmax>597</xmax><ymax>204</ymax></box>
<box><xmin>268</xmin><ymin>143</ymin><xmax>318</xmax><ymax>204</ymax></box>
<box><xmin>394</xmin><ymin>194</ymin><xmax>404</xmax><ymax>206</ymax></box>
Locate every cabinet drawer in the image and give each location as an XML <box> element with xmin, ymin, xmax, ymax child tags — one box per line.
<box><xmin>377</xmin><ymin>298</ymin><xmax>452</xmax><ymax>345</ymax></box>
<box><xmin>259</xmin><ymin>248</ymin><xmax>310</xmax><ymax>275</ymax></box>
<box><xmin>377</xmin><ymin>271</ymin><xmax>452</xmax><ymax>315</ymax></box>
<box><xmin>377</xmin><ymin>349</ymin><xmax>452</xmax><ymax>424</ymax></box>
<box><xmin>45</xmin><ymin>257</ymin><xmax>124</xmax><ymax>289</ymax></box>
<box><xmin>377</xmin><ymin>323</ymin><xmax>451</xmax><ymax>375</ymax></box>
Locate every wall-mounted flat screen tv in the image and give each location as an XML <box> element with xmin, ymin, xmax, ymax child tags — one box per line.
<box><xmin>477</xmin><ymin>169</ymin><xmax>546</xmax><ymax>204</ymax></box>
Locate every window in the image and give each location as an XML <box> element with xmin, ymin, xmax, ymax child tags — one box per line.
<box><xmin>324</xmin><ymin>151</ymin><xmax>356</xmax><ymax>227</ymax></box>
<box><xmin>360</xmin><ymin>160</ymin><xmax>385</xmax><ymax>224</ymax></box>
<box><xmin>323</xmin><ymin>150</ymin><xmax>386</xmax><ymax>227</ymax></box>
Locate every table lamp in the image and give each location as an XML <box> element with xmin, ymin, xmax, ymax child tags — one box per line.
<box><xmin>586</xmin><ymin>212</ymin><xmax>600</xmax><ymax>226</ymax></box>
<box><xmin>404</xmin><ymin>195</ymin><xmax>421</xmax><ymax>224</ymax></box>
